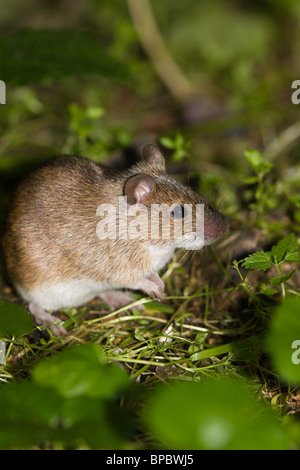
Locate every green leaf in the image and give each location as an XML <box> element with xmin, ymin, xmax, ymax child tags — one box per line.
<box><xmin>159</xmin><ymin>137</ymin><xmax>175</xmax><ymax>149</ymax></box>
<box><xmin>241</xmin><ymin>251</ymin><xmax>272</xmax><ymax>271</ymax></box>
<box><xmin>288</xmin><ymin>194</ymin><xmax>300</xmax><ymax>209</ymax></box>
<box><xmin>61</xmin><ymin>395</ymin><xmax>133</xmax><ymax>449</ymax></box>
<box><xmin>259</xmin><ymin>284</ymin><xmax>278</xmax><ymax>296</ymax></box>
<box><xmin>189</xmin><ymin>335</ymin><xmax>261</xmax><ymax>362</ymax></box>
<box><xmin>0</xmin><ymin>29</ymin><xmax>129</xmax><ymax>85</ymax></box>
<box><xmin>285</xmin><ymin>251</ymin><xmax>300</xmax><ymax>263</ymax></box>
<box><xmin>160</xmin><ymin>133</ymin><xmax>191</xmax><ymax>161</ymax></box>
<box><xmin>265</xmin><ymin>296</ymin><xmax>300</xmax><ymax>385</ymax></box>
<box><xmin>0</xmin><ymin>381</ymin><xmax>64</xmax><ymax>449</ymax></box>
<box><xmin>0</xmin><ymin>300</ymin><xmax>33</xmax><ymax>337</ymax></box>
<box><xmin>241</xmin><ymin>234</ymin><xmax>300</xmax><ymax>272</ymax></box>
<box><xmin>270</xmin><ymin>233</ymin><xmax>300</xmax><ymax>264</ymax></box>
<box><xmin>244</xmin><ymin>149</ymin><xmax>263</xmax><ymax>168</ymax></box>
<box><xmin>85</xmin><ymin>106</ymin><xmax>106</xmax><ymax>120</ymax></box>
<box><xmin>244</xmin><ymin>149</ymin><xmax>273</xmax><ymax>174</ymax></box>
<box><xmin>270</xmin><ymin>269</ymin><xmax>296</xmax><ymax>286</ymax></box>
<box><xmin>242</xmin><ymin>176</ymin><xmax>259</xmax><ymax>184</ymax></box>
<box><xmin>134</xmin><ymin>328</ymin><xmax>146</xmax><ymax>342</ymax></box>
<box><xmin>0</xmin><ymin>344</ymin><xmax>134</xmax><ymax>448</ymax></box>
<box><xmin>0</xmin><ymin>374</ymin><xmax>133</xmax><ymax>449</ymax></box>
<box><xmin>256</xmin><ymin>161</ymin><xmax>274</xmax><ymax>174</ymax></box>
<box><xmin>32</xmin><ymin>344</ymin><xmax>129</xmax><ymax>399</ymax></box>
<box><xmin>144</xmin><ymin>379</ymin><xmax>292</xmax><ymax>449</ymax></box>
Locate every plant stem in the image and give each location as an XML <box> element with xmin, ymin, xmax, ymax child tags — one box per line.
<box><xmin>127</xmin><ymin>0</ymin><xmax>195</xmax><ymax>102</ymax></box>
<box><xmin>274</xmin><ymin>262</ymin><xmax>286</xmax><ymax>300</ymax></box>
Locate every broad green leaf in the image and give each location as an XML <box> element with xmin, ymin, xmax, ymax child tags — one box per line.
<box><xmin>0</xmin><ymin>381</ymin><xmax>63</xmax><ymax>449</ymax></box>
<box><xmin>0</xmin><ymin>29</ymin><xmax>129</xmax><ymax>85</ymax></box>
<box><xmin>0</xmin><ymin>299</ymin><xmax>33</xmax><ymax>337</ymax></box>
<box><xmin>144</xmin><ymin>379</ymin><xmax>292</xmax><ymax>450</ymax></box>
<box><xmin>241</xmin><ymin>251</ymin><xmax>272</xmax><ymax>271</ymax></box>
<box><xmin>0</xmin><ymin>344</ymin><xmax>134</xmax><ymax>448</ymax></box>
<box><xmin>32</xmin><ymin>344</ymin><xmax>129</xmax><ymax>399</ymax></box>
<box><xmin>265</xmin><ymin>296</ymin><xmax>300</xmax><ymax>384</ymax></box>
<box><xmin>61</xmin><ymin>396</ymin><xmax>133</xmax><ymax>449</ymax></box>
<box><xmin>242</xmin><ymin>235</ymin><xmax>300</xmax><ymax>273</ymax></box>
<box><xmin>0</xmin><ymin>377</ymin><xmax>132</xmax><ymax>449</ymax></box>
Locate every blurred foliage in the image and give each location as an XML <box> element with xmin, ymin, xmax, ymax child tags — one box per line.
<box><xmin>0</xmin><ymin>29</ymin><xmax>129</xmax><ymax>85</ymax></box>
<box><xmin>265</xmin><ymin>296</ymin><xmax>300</xmax><ymax>385</ymax></box>
<box><xmin>0</xmin><ymin>339</ymin><xmax>298</xmax><ymax>450</ymax></box>
<box><xmin>151</xmin><ymin>0</ymin><xmax>300</xmax><ymax>105</ymax></box>
<box><xmin>144</xmin><ymin>379</ymin><xmax>294</xmax><ymax>450</ymax></box>
<box><xmin>160</xmin><ymin>132</ymin><xmax>192</xmax><ymax>161</ymax></box>
<box><xmin>63</xmin><ymin>103</ymin><xmax>132</xmax><ymax>158</ymax></box>
<box><xmin>0</xmin><ymin>299</ymin><xmax>33</xmax><ymax>337</ymax></box>
<box><xmin>0</xmin><ymin>345</ymin><xmax>134</xmax><ymax>449</ymax></box>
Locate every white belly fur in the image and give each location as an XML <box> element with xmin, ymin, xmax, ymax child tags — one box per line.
<box><xmin>17</xmin><ymin>245</ymin><xmax>175</xmax><ymax>311</ymax></box>
<box><xmin>16</xmin><ymin>279</ymin><xmax>112</xmax><ymax>310</ymax></box>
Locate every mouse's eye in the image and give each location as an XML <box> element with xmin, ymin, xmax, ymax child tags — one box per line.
<box><xmin>171</xmin><ymin>204</ymin><xmax>187</xmax><ymax>219</ymax></box>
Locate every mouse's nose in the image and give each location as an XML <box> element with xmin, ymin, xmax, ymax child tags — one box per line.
<box><xmin>204</xmin><ymin>210</ymin><xmax>229</xmax><ymax>244</ymax></box>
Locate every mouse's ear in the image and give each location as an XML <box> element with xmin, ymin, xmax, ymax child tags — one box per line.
<box><xmin>143</xmin><ymin>144</ymin><xmax>166</xmax><ymax>172</ymax></box>
<box><xmin>124</xmin><ymin>173</ymin><xmax>155</xmax><ymax>205</ymax></box>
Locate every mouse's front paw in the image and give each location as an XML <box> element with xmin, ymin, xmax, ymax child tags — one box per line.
<box><xmin>135</xmin><ymin>273</ymin><xmax>166</xmax><ymax>300</ymax></box>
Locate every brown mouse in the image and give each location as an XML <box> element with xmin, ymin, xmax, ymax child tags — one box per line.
<box><xmin>2</xmin><ymin>144</ymin><xmax>228</xmax><ymax>336</ymax></box>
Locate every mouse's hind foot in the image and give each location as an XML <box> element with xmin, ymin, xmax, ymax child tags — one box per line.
<box><xmin>28</xmin><ymin>302</ymin><xmax>67</xmax><ymax>337</ymax></box>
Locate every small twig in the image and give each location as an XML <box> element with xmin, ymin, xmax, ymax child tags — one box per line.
<box><xmin>127</xmin><ymin>0</ymin><xmax>195</xmax><ymax>102</ymax></box>
<box><xmin>264</xmin><ymin>120</ymin><xmax>300</xmax><ymax>160</ymax></box>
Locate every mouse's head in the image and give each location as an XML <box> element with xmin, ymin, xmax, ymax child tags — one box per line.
<box><xmin>121</xmin><ymin>144</ymin><xmax>229</xmax><ymax>250</ymax></box>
